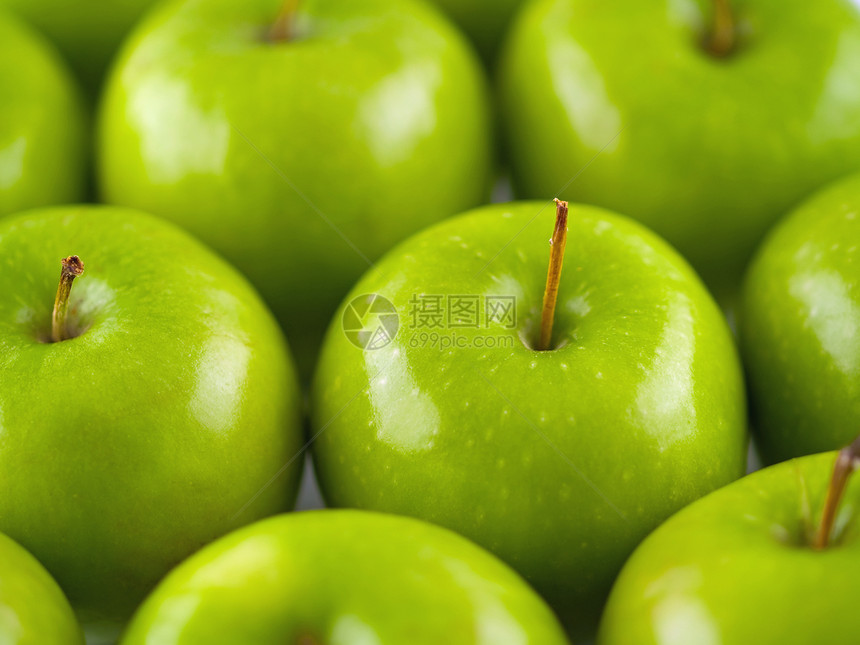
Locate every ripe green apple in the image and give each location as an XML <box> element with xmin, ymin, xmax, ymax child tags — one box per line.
<box><xmin>310</xmin><ymin>201</ymin><xmax>747</xmax><ymax>636</ymax></box>
<box><xmin>120</xmin><ymin>510</ymin><xmax>569</xmax><ymax>644</ymax></box>
<box><xmin>0</xmin><ymin>205</ymin><xmax>303</xmax><ymax>624</ymax></box>
<box><xmin>0</xmin><ymin>531</ymin><xmax>83</xmax><ymax>644</ymax></box>
<box><xmin>429</xmin><ymin>0</ymin><xmax>523</xmax><ymax>64</ymax></box>
<box><xmin>740</xmin><ymin>173</ymin><xmax>860</xmax><ymax>464</ymax></box>
<box><xmin>0</xmin><ymin>0</ymin><xmax>156</xmax><ymax>94</ymax></box>
<box><xmin>598</xmin><ymin>449</ymin><xmax>860</xmax><ymax>644</ymax></box>
<box><xmin>98</xmin><ymin>0</ymin><xmax>494</xmax><ymax>374</ymax></box>
<box><xmin>0</xmin><ymin>12</ymin><xmax>86</xmax><ymax>217</ymax></box>
<box><xmin>498</xmin><ymin>0</ymin><xmax>860</xmax><ymax>301</ymax></box>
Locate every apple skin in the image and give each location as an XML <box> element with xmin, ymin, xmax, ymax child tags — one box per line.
<box><xmin>0</xmin><ymin>12</ymin><xmax>86</xmax><ymax>217</ymax></box>
<box><xmin>740</xmin><ymin>173</ymin><xmax>860</xmax><ymax>464</ymax></box>
<box><xmin>120</xmin><ymin>510</ymin><xmax>570</xmax><ymax>644</ymax></box>
<box><xmin>0</xmin><ymin>206</ymin><xmax>303</xmax><ymax>623</ymax></box>
<box><xmin>598</xmin><ymin>451</ymin><xmax>859</xmax><ymax>644</ymax></box>
<box><xmin>310</xmin><ymin>202</ymin><xmax>747</xmax><ymax>635</ymax></box>
<box><xmin>0</xmin><ymin>531</ymin><xmax>84</xmax><ymax>644</ymax></box>
<box><xmin>429</xmin><ymin>0</ymin><xmax>523</xmax><ymax>64</ymax></box>
<box><xmin>97</xmin><ymin>0</ymin><xmax>494</xmax><ymax>374</ymax></box>
<box><xmin>498</xmin><ymin>0</ymin><xmax>860</xmax><ymax>301</ymax></box>
<box><xmin>0</xmin><ymin>0</ymin><xmax>155</xmax><ymax>94</ymax></box>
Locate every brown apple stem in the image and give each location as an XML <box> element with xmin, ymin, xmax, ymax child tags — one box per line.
<box><xmin>51</xmin><ymin>256</ymin><xmax>84</xmax><ymax>343</ymax></box>
<box><xmin>538</xmin><ymin>199</ymin><xmax>569</xmax><ymax>351</ymax></box>
<box><xmin>268</xmin><ymin>0</ymin><xmax>300</xmax><ymax>42</ymax></box>
<box><xmin>814</xmin><ymin>435</ymin><xmax>860</xmax><ymax>550</ymax></box>
<box><xmin>704</xmin><ymin>0</ymin><xmax>735</xmax><ymax>58</ymax></box>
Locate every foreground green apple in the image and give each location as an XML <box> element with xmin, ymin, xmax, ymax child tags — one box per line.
<box><xmin>599</xmin><ymin>444</ymin><xmax>860</xmax><ymax>644</ymax></box>
<box><xmin>499</xmin><ymin>0</ymin><xmax>860</xmax><ymax>300</ymax></box>
<box><xmin>0</xmin><ymin>12</ymin><xmax>86</xmax><ymax>217</ymax></box>
<box><xmin>0</xmin><ymin>0</ymin><xmax>156</xmax><ymax>94</ymax></box>
<box><xmin>429</xmin><ymin>0</ymin><xmax>523</xmax><ymax>64</ymax></box>
<box><xmin>311</xmin><ymin>201</ymin><xmax>747</xmax><ymax>635</ymax></box>
<box><xmin>0</xmin><ymin>531</ymin><xmax>83</xmax><ymax>644</ymax></box>
<box><xmin>0</xmin><ymin>206</ymin><xmax>303</xmax><ymax>623</ymax></box>
<box><xmin>98</xmin><ymin>0</ymin><xmax>493</xmax><ymax>373</ymax></box>
<box><xmin>741</xmin><ymin>172</ymin><xmax>860</xmax><ymax>464</ymax></box>
<box><xmin>121</xmin><ymin>510</ymin><xmax>569</xmax><ymax>644</ymax></box>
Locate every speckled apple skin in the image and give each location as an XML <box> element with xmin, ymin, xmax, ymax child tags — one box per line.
<box><xmin>599</xmin><ymin>451</ymin><xmax>860</xmax><ymax>644</ymax></box>
<box><xmin>741</xmin><ymin>173</ymin><xmax>860</xmax><ymax>464</ymax></box>
<box><xmin>0</xmin><ymin>206</ymin><xmax>303</xmax><ymax>622</ymax></box>
<box><xmin>311</xmin><ymin>202</ymin><xmax>747</xmax><ymax>634</ymax></box>
<box><xmin>498</xmin><ymin>0</ymin><xmax>860</xmax><ymax>301</ymax></box>
<box><xmin>0</xmin><ymin>531</ymin><xmax>83</xmax><ymax>645</ymax></box>
<box><xmin>121</xmin><ymin>510</ymin><xmax>570</xmax><ymax>644</ymax></box>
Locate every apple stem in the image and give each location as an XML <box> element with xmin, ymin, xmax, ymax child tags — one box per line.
<box><xmin>704</xmin><ymin>0</ymin><xmax>735</xmax><ymax>58</ymax></box>
<box><xmin>537</xmin><ymin>199</ymin><xmax>569</xmax><ymax>351</ymax></box>
<box><xmin>814</xmin><ymin>435</ymin><xmax>860</xmax><ymax>550</ymax></box>
<box><xmin>51</xmin><ymin>256</ymin><xmax>84</xmax><ymax>343</ymax></box>
<box><xmin>268</xmin><ymin>0</ymin><xmax>300</xmax><ymax>43</ymax></box>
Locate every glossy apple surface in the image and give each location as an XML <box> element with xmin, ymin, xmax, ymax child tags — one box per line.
<box><xmin>429</xmin><ymin>0</ymin><xmax>523</xmax><ymax>64</ymax></box>
<box><xmin>741</xmin><ymin>173</ymin><xmax>860</xmax><ymax>464</ymax></box>
<box><xmin>98</xmin><ymin>0</ymin><xmax>493</xmax><ymax>373</ymax></box>
<box><xmin>0</xmin><ymin>0</ymin><xmax>155</xmax><ymax>94</ymax></box>
<box><xmin>599</xmin><ymin>451</ymin><xmax>859</xmax><ymax>644</ymax></box>
<box><xmin>0</xmin><ymin>531</ymin><xmax>83</xmax><ymax>645</ymax></box>
<box><xmin>0</xmin><ymin>12</ymin><xmax>86</xmax><ymax>217</ymax></box>
<box><xmin>121</xmin><ymin>510</ymin><xmax>569</xmax><ymax>644</ymax></box>
<box><xmin>311</xmin><ymin>201</ymin><xmax>747</xmax><ymax>635</ymax></box>
<box><xmin>498</xmin><ymin>0</ymin><xmax>860</xmax><ymax>300</ymax></box>
<box><xmin>0</xmin><ymin>206</ymin><xmax>303</xmax><ymax>623</ymax></box>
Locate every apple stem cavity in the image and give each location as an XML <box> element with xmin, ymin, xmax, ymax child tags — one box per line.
<box><xmin>814</xmin><ymin>435</ymin><xmax>860</xmax><ymax>550</ymax></box>
<box><xmin>51</xmin><ymin>255</ymin><xmax>84</xmax><ymax>343</ymax></box>
<box><xmin>704</xmin><ymin>0</ymin><xmax>735</xmax><ymax>58</ymax></box>
<box><xmin>537</xmin><ymin>198</ymin><xmax>569</xmax><ymax>351</ymax></box>
<box><xmin>268</xmin><ymin>0</ymin><xmax>300</xmax><ymax>43</ymax></box>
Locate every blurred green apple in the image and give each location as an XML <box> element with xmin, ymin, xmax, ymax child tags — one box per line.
<box><xmin>121</xmin><ymin>510</ymin><xmax>570</xmax><ymax>644</ymax></box>
<box><xmin>311</xmin><ymin>201</ymin><xmax>747</xmax><ymax>636</ymax></box>
<box><xmin>0</xmin><ymin>0</ymin><xmax>156</xmax><ymax>94</ymax></box>
<box><xmin>429</xmin><ymin>0</ymin><xmax>523</xmax><ymax>64</ymax></box>
<box><xmin>0</xmin><ymin>531</ymin><xmax>83</xmax><ymax>644</ymax></box>
<box><xmin>499</xmin><ymin>0</ymin><xmax>860</xmax><ymax>301</ymax></box>
<box><xmin>599</xmin><ymin>448</ymin><xmax>860</xmax><ymax>644</ymax></box>
<box><xmin>741</xmin><ymin>172</ymin><xmax>860</xmax><ymax>463</ymax></box>
<box><xmin>98</xmin><ymin>0</ymin><xmax>493</xmax><ymax>374</ymax></box>
<box><xmin>0</xmin><ymin>206</ymin><xmax>303</xmax><ymax>623</ymax></box>
<box><xmin>0</xmin><ymin>12</ymin><xmax>86</xmax><ymax>217</ymax></box>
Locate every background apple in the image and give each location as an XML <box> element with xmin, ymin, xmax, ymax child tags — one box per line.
<box><xmin>498</xmin><ymin>0</ymin><xmax>860</xmax><ymax>302</ymax></box>
<box><xmin>98</xmin><ymin>0</ymin><xmax>494</xmax><ymax>375</ymax></box>
<box><xmin>0</xmin><ymin>530</ymin><xmax>83</xmax><ymax>644</ymax></box>
<box><xmin>598</xmin><ymin>449</ymin><xmax>860</xmax><ymax>644</ymax></box>
<box><xmin>0</xmin><ymin>205</ymin><xmax>303</xmax><ymax>624</ymax></box>
<box><xmin>0</xmin><ymin>0</ymin><xmax>157</xmax><ymax>95</ymax></box>
<box><xmin>121</xmin><ymin>510</ymin><xmax>570</xmax><ymax>644</ymax></box>
<box><xmin>741</xmin><ymin>172</ymin><xmax>860</xmax><ymax>464</ymax></box>
<box><xmin>429</xmin><ymin>0</ymin><xmax>523</xmax><ymax>65</ymax></box>
<box><xmin>0</xmin><ymin>12</ymin><xmax>86</xmax><ymax>217</ymax></box>
<box><xmin>311</xmin><ymin>201</ymin><xmax>747</xmax><ymax>636</ymax></box>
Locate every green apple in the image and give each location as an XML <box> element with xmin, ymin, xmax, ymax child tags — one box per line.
<box><xmin>97</xmin><ymin>0</ymin><xmax>494</xmax><ymax>374</ymax></box>
<box><xmin>0</xmin><ymin>205</ymin><xmax>303</xmax><ymax>624</ymax></box>
<box><xmin>310</xmin><ymin>201</ymin><xmax>747</xmax><ymax>636</ymax></box>
<box><xmin>121</xmin><ymin>510</ymin><xmax>570</xmax><ymax>644</ymax></box>
<box><xmin>598</xmin><ymin>447</ymin><xmax>860</xmax><ymax>644</ymax></box>
<box><xmin>498</xmin><ymin>0</ymin><xmax>860</xmax><ymax>301</ymax></box>
<box><xmin>740</xmin><ymin>172</ymin><xmax>860</xmax><ymax>464</ymax></box>
<box><xmin>429</xmin><ymin>0</ymin><xmax>523</xmax><ymax>64</ymax></box>
<box><xmin>0</xmin><ymin>0</ymin><xmax>156</xmax><ymax>94</ymax></box>
<box><xmin>0</xmin><ymin>12</ymin><xmax>86</xmax><ymax>217</ymax></box>
<box><xmin>0</xmin><ymin>531</ymin><xmax>83</xmax><ymax>644</ymax></box>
